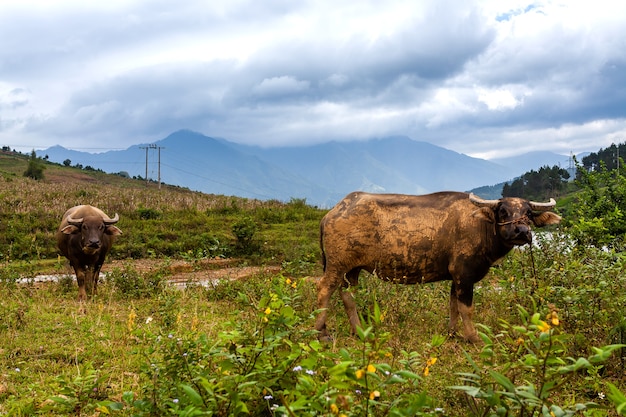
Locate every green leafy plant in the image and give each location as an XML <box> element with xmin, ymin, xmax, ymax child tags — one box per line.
<box><xmin>452</xmin><ymin>304</ymin><xmax>625</xmax><ymax>416</ymax></box>
<box><xmin>606</xmin><ymin>383</ymin><xmax>626</xmax><ymax>416</ymax></box>
<box><xmin>42</xmin><ymin>366</ymin><xmax>110</xmax><ymax>415</ymax></box>
<box><xmin>568</xmin><ymin>158</ymin><xmax>626</xmax><ymax>249</ymax></box>
<box><xmin>106</xmin><ymin>264</ymin><xmax>166</xmax><ymax>299</ymax></box>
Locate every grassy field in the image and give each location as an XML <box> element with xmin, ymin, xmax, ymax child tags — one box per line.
<box><xmin>1</xmin><ymin>153</ymin><xmax>625</xmax><ymax>416</ymax></box>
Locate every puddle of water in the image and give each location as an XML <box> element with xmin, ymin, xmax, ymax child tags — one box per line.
<box><xmin>16</xmin><ymin>273</ymin><xmax>222</xmax><ymax>289</ymax></box>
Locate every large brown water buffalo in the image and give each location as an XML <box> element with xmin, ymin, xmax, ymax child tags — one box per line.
<box><xmin>315</xmin><ymin>191</ymin><xmax>561</xmax><ymax>343</ymax></box>
<box><xmin>56</xmin><ymin>205</ymin><xmax>122</xmax><ymax>301</ymax></box>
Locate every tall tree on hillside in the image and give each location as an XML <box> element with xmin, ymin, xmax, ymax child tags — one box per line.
<box><xmin>569</xmin><ymin>158</ymin><xmax>626</xmax><ymax>249</ymax></box>
<box><xmin>23</xmin><ymin>150</ymin><xmax>46</xmax><ymax>180</ymax></box>
<box><xmin>502</xmin><ymin>165</ymin><xmax>570</xmax><ymax>200</ymax></box>
<box><xmin>581</xmin><ymin>142</ymin><xmax>626</xmax><ymax>173</ymax></box>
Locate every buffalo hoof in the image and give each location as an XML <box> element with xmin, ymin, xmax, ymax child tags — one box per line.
<box><xmin>465</xmin><ymin>333</ymin><xmax>481</xmax><ymax>344</ymax></box>
<box><xmin>317</xmin><ymin>333</ymin><xmax>333</xmax><ymax>343</ymax></box>
<box><xmin>449</xmin><ymin>330</ymin><xmax>481</xmax><ymax>344</ymax></box>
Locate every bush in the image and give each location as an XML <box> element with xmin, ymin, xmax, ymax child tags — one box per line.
<box><xmin>568</xmin><ymin>158</ymin><xmax>626</xmax><ymax>249</ymax></box>
<box><xmin>106</xmin><ymin>264</ymin><xmax>166</xmax><ymax>299</ymax></box>
<box><xmin>232</xmin><ymin>216</ymin><xmax>259</xmax><ymax>255</ymax></box>
<box><xmin>23</xmin><ymin>150</ymin><xmax>45</xmax><ymax>180</ymax></box>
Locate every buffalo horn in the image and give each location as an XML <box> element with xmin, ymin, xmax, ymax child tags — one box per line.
<box><xmin>66</xmin><ymin>215</ymin><xmax>83</xmax><ymax>226</ymax></box>
<box><xmin>104</xmin><ymin>213</ymin><xmax>119</xmax><ymax>224</ymax></box>
<box><xmin>468</xmin><ymin>193</ymin><xmax>499</xmax><ymax>209</ymax></box>
<box><xmin>528</xmin><ymin>199</ymin><xmax>556</xmax><ymax>211</ymax></box>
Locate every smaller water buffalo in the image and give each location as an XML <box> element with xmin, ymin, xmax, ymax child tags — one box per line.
<box><xmin>56</xmin><ymin>205</ymin><xmax>122</xmax><ymax>301</ymax></box>
<box><xmin>315</xmin><ymin>191</ymin><xmax>561</xmax><ymax>343</ymax></box>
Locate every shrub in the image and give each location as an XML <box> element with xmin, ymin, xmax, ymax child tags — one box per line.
<box><xmin>106</xmin><ymin>265</ymin><xmax>166</xmax><ymax>299</ymax></box>
<box><xmin>568</xmin><ymin>158</ymin><xmax>626</xmax><ymax>249</ymax></box>
<box><xmin>232</xmin><ymin>216</ymin><xmax>259</xmax><ymax>255</ymax></box>
<box><xmin>23</xmin><ymin>150</ymin><xmax>45</xmax><ymax>180</ymax></box>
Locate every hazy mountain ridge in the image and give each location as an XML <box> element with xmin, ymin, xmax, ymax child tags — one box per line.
<box><xmin>39</xmin><ymin>130</ymin><xmax>574</xmax><ymax>207</ymax></box>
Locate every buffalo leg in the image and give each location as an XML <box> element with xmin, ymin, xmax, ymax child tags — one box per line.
<box><xmin>454</xmin><ymin>283</ymin><xmax>479</xmax><ymax>343</ymax></box>
<box><xmin>448</xmin><ymin>283</ymin><xmax>460</xmax><ymax>335</ymax></box>
<box><xmin>340</xmin><ymin>270</ymin><xmax>361</xmax><ymax>335</ymax></box>
<box><xmin>73</xmin><ymin>265</ymin><xmax>88</xmax><ymax>302</ymax></box>
<box><xmin>91</xmin><ymin>263</ymin><xmax>103</xmax><ymax>297</ymax></box>
<box><xmin>84</xmin><ymin>268</ymin><xmax>95</xmax><ymax>299</ymax></box>
<box><xmin>315</xmin><ymin>271</ymin><xmax>341</xmax><ymax>341</ymax></box>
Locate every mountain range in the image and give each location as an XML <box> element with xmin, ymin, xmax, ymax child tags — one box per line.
<box><xmin>39</xmin><ymin>130</ymin><xmax>578</xmax><ymax>207</ymax></box>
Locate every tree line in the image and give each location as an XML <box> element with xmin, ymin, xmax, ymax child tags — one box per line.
<box><xmin>502</xmin><ymin>142</ymin><xmax>625</xmax><ymax>201</ymax></box>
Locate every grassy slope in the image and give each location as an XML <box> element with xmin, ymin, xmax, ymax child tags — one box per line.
<box><xmin>0</xmin><ymin>152</ymin><xmax>325</xmax><ymax>276</ymax></box>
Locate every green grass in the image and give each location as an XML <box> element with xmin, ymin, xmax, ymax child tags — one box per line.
<box><xmin>1</xmin><ymin>243</ymin><xmax>625</xmax><ymax>416</ymax></box>
<box><xmin>1</xmin><ymin>152</ymin><xmax>625</xmax><ymax>416</ymax></box>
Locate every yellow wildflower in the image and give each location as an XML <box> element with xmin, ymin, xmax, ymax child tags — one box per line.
<box><xmin>547</xmin><ymin>311</ymin><xmax>560</xmax><ymax>326</ymax></box>
<box><xmin>369</xmin><ymin>390</ymin><xmax>380</xmax><ymax>400</ymax></box>
<box><xmin>264</xmin><ymin>307</ymin><xmax>272</xmax><ymax>315</ymax></box>
<box><xmin>355</xmin><ymin>369</ymin><xmax>365</xmax><ymax>379</ymax></box>
<box><xmin>330</xmin><ymin>403</ymin><xmax>339</xmax><ymax>414</ymax></box>
<box><xmin>426</xmin><ymin>357</ymin><xmax>438</xmax><ymax>367</ymax></box>
<box><xmin>367</xmin><ymin>364</ymin><xmax>376</xmax><ymax>373</ymax></box>
<box><xmin>423</xmin><ymin>367</ymin><xmax>430</xmax><ymax>377</ymax></box>
<box><xmin>537</xmin><ymin>320</ymin><xmax>551</xmax><ymax>333</ymax></box>
<box><xmin>285</xmin><ymin>278</ymin><xmax>292</xmax><ymax>285</ymax></box>
<box><xmin>516</xmin><ymin>337</ymin><xmax>524</xmax><ymax>346</ymax></box>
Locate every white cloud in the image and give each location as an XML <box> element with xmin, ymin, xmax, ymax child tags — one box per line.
<box><xmin>253</xmin><ymin>76</ymin><xmax>310</xmax><ymax>97</ymax></box>
<box><xmin>477</xmin><ymin>88</ymin><xmax>524</xmax><ymax>111</ymax></box>
<box><xmin>0</xmin><ymin>0</ymin><xmax>624</xmax><ymax>159</ymax></box>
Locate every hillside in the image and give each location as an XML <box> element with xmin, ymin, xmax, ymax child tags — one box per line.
<box><xmin>0</xmin><ymin>152</ymin><xmax>325</xmax><ymax>278</ymax></box>
<box><xmin>37</xmin><ymin>130</ymin><xmax>544</xmax><ymax>207</ymax></box>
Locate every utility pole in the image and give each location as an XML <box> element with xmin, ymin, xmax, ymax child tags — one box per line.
<box><xmin>139</xmin><ymin>144</ymin><xmax>162</xmax><ymax>187</ymax></box>
<box><xmin>157</xmin><ymin>145</ymin><xmax>164</xmax><ymax>189</ymax></box>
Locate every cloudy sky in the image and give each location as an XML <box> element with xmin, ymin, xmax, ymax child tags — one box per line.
<box><xmin>1</xmin><ymin>0</ymin><xmax>625</xmax><ymax>159</ymax></box>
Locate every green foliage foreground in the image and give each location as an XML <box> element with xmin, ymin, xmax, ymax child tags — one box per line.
<box><xmin>1</xmin><ymin>240</ymin><xmax>625</xmax><ymax>416</ymax></box>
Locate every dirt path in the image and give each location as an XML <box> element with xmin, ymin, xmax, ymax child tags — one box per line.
<box><xmin>24</xmin><ymin>258</ymin><xmax>282</xmax><ymax>288</ymax></box>
<box><xmin>106</xmin><ymin>258</ymin><xmax>282</xmax><ymax>284</ymax></box>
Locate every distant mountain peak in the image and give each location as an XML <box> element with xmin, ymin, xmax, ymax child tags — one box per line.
<box><xmin>39</xmin><ymin>131</ymin><xmax>581</xmax><ymax>207</ymax></box>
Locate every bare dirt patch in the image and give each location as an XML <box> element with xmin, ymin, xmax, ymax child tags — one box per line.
<box><xmin>104</xmin><ymin>257</ymin><xmax>282</xmax><ymax>288</ymax></box>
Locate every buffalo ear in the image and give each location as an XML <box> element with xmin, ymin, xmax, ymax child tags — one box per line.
<box><xmin>532</xmin><ymin>212</ymin><xmax>562</xmax><ymax>227</ymax></box>
<box><xmin>105</xmin><ymin>225</ymin><xmax>122</xmax><ymax>236</ymax></box>
<box><xmin>472</xmin><ymin>207</ymin><xmax>495</xmax><ymax>223</ymax></box>
<box><xmin>61</xmin><ymin>225</ymin><xmax>80</xmax><ymax>235</ymax></box>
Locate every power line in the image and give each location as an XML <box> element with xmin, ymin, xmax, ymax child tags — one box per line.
<box><xmin>139</xmin><ymin>144</ymin><xmax>165</xmax><ymax>188</ymax></box>
<box><xmin>160</xmin><ymin>162</ymin><xmax>271</xmax><ymax>199</ymax></box>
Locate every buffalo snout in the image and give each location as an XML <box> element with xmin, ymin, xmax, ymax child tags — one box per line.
<box><xmin>503</xmin><ymin>224</ymin><xmax>532</xmax><ymax>245</ymax></box>
<box><xmin>87</xmin><ymin>240</ymin><xmax>101</xmax><ymax>249</ymax></box>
